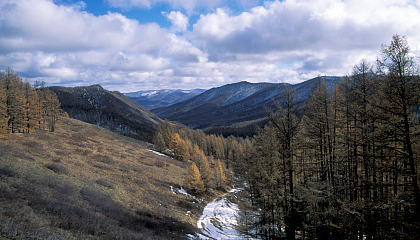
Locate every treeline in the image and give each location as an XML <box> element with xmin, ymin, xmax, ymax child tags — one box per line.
<box><xmin>235</xmin><ymin>35</ymin><xmax>420</xmax><ymax>239</ymax></box>
<box><xmin>152</xmin><ymin>120</ymin><xmax>251</xmax><ymax>193</ymax></box>
<box><xmin>0</xmin><ymin>67</ymin><xmax>65</xmax><ymax>134</ymax></box>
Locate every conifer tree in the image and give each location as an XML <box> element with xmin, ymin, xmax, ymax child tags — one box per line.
<box><xmin>42</xmin><ymin>88</ymin><xmax>61</xmax><ymax>132</ymax></box>
<box><xmin>192</xmin><ymin>145</ymin><xmax>213</xmax><ymax>189</ymax></box>
<box><xmin>24</xmin><ymin>81</ymin><xmax>43</xmax><ymax>131</ymax></box>
<box><xmin>153</xmin><ymin>131</ymin><xmax>166</xmax><ymax>152</ymax></box>
<box><xmin>3</xmin><ymin>69</ymin><xmax>27</xmax><ymax>133</ymax></box>
<box><xmin>215</xmin><ymin>159</ymin><xmax>227</xmax><ymax>189</ymax></box>
<box><xmin>156</xmin><ymin>119</ymin><xmax>175</xmax><ymax>149</ymax></box>
<box><xmin>376</xmin><ymin>34</ymin><xmax>420</xmax><ymax>236</ymax></box>
<box><xmin>0</xmin><ymin>82</ymin><xmax>9</xmax><ymax>134</ymax></box>
<box><xmin>170</xmin><ymin>133</ymin><xmax>191</xmax><ymax>161</ymax></box>
<box><xmin>184</xmin><ymin>162</ymin><xmax>205</xmax><ymax>193</ymax></box>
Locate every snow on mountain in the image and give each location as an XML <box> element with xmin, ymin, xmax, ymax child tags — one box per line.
<box><xmin>152</xmin><ymin>76</ymin><xmax>342</xmax><ymax>135</ymax></box>
<box><xmin>124</xmin><ymin>89</ymin><xmax>206</xmax><ymax>110</ymax></box>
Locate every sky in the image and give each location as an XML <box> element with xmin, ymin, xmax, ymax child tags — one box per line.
<box><xmin>1</xmin><ymin>0</ymin><xmax>420</xmax><ymax>92</ymax></box>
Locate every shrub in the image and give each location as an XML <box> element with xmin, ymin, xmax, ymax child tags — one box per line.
<box><xmin>155</xmin><ymin>161</ymin><xmax>166</xmax><ymax>168</ymax></box>
<box><xmin>0</xmin><ymin>166</ymin><xmax>17</xmax><ymax>177</ymax></box>
<box><xmin>92</xmin><ymin>154</ymin><xmax>114</xmax><ymax>164</ymax></box>
<box><xmin>96</xmin><ymin>178</ymin><xmax>114</xmax><ymax>189</ymax></box>
<box><xmin>93</xmin><ymin>164</ymin><xmax>112</xmax><ymax>171</ymax></box>
<box><xmin>46</xmin><ymin>163</ymin><xmax>69</xmax><ymax>174</ymax></box>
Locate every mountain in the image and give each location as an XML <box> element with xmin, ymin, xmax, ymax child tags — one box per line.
<box><xmin>152</xmin><ymin>76</ymin><xmax>342</xmax><ymax>136</ymax></box>
<box><xmin>49</xmin><ymin>84</ymin><xmax>162</xmax><ymax>142</ymax></box>
<box><xmin>124</xmin><ymin>89</ymin><xmax>206</xmax><ymax>110</ymax></box>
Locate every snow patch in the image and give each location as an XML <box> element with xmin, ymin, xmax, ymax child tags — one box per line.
<box><xmin>196</xmin><ymin>189</ymin><xmax>256</xmax><ymax>239</ymax></box>
<box><xmin>148</xmin><ymin>149</ymin><xmax>172</xmax><ymax>158</ymax></box>
<box><xmin>171</xmin><ymin>186</ymin><xmax>204</xmax><ymax>205</ymax></box>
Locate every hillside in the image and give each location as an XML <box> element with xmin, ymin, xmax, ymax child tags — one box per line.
<box><xmin>124</xmin><ymin>89</ymin><xmax>206</xmax><ymax>110</ymax></box>
<box><xmin>49</xmin><ymin>85</ymin><xmax>161</xmax><ymax>142</ymax></box>
<box><xmin>152</xmin><ymin>77</ymin><xmax>341</xmax><ymax>136</ymax></box>
<box><xmin>0</xmin><ymin>118</ymin><xmax>207</xmax><ymax>239</ymax></box>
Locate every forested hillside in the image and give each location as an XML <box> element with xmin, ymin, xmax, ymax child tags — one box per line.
<box><xmin>233</xmin><ymin>35</ymin><xmax>420</xmax><ymax>239</ymax></box>
<box><xmin>151</xmin><ymin>120</ymin><xmax>250</xmax><ymax>193</ymax></box>
<box><xmin>124</xmin><ymin>89</ymin><xmax>206</xmax><ymax>110</ymax></box>
<box><xmin>152</xmin><ymin>77</ymin><xmax>341</xmax><ymax>137</ymax></box>
<box><xmin>0</xmin><ymin>67</ymin><xmax>64</xmax><ymax>134</ymax></box>
<box><xmin>49</xmin><ymin>85</ymin><xmax>161</xmax><ymax>142</ymax></box>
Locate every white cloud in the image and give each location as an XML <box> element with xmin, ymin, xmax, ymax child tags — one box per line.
<box><xmin>163</xmin><ymin>11</ymin><xmax>189</xmax><ymax>32</ymax></box>
<box><xmin>192</xmin><ymin>0</ymin><xmax>420</xmax><ymax>83</ymax></box>
<box><xmin>106</xmin><ymin>0</ymin><xmax>224</xmax><ymax>14</ymax></box>
<box><xmin>1</xmin><ymin>0</ymin><xmax>420</xmax><ymax>92</ymax></box>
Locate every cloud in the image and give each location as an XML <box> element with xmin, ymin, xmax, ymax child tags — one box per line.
<box><xmin>0</xmin><ymin>0</ymin><xmax>206</xmax><ymax>90</ymax></box>
<box><xmin>193</xmin><ymin>0</ymin><xmax>420</xmax><ymax>79</ymax></box>
<box><xmin>106</xmin><ymin>0</ymin><xmax>224</xmax><ymax>14</ymax></box>
<box><xmin>1</xmin><ymin>0</ymin><xmax>420</xmax><ymax>92</ymax></box>
<box><xmin>163</xmin><ymin>11</ymin><xmax>189</xmax><ymax>32</ymax></box>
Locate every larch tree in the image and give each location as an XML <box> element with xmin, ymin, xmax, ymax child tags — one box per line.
<box><xmin>24</xmin><ymin>81</ymin><xmax>43</xmax><ymax>132</ymax></box>
<box><xmin>42</xmin><ymin>88</ymin><xmax>61</xmax><ymax>132</ymax></box>
<box><xmin>376</xmin><ymin>34</ymin><xmax>420</xmax><ymax>237</ymax></box>
<box><xmin>0</xmin><ymin>82</ymin><xmax>9</xmax><ymax>134</ymax></box>
<box><xmin>3</xmin><ymin>69</ymin><xmax>27</xmax><ymax>133</ymax></box>
<box><xmin>170</xmin><ymin>133</ymin><xmax>191</xmax><ymax>161</ymax></box>
<box><xmin>152</xmin><ymin>131</ymin><xmax>166</xmax><ymax>152</ymax></box>
<box><xmin>267</xmin><ymin>86</ymin><xmax>301</xmax><ymax>240</ymax></box>
<box><xmin>184</xmin><ymin>162</ymin><xmax>205</xmax><ymax>193</ymax></box>
<box><xmin>214</xmin><ymin>159</ymin><xmax>227</xmax><ymax>190</ymax></box>
<box><xmin>192</xmin><ymin>145</ymin><xmax>213</xmax><ymax>189</ymax></box>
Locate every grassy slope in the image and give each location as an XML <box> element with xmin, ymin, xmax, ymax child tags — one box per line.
<box><xmin>0</xmin><ymin>118</ymin><xmax>203</xmax><ymax>239</ymax></box>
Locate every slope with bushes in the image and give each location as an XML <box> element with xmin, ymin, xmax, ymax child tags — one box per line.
<box><xmin>0</xmin><ymin>117</ymin><xmax>203</xmax><ymax>239</ymax></box>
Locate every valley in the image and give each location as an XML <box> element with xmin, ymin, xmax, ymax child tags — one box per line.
<box><xmin>2</xmin><ymin>34</ymin><xmax>420</xmax><ymax>239</ymax></box>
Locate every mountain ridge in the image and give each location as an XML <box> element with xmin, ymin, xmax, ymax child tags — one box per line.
<box><xmin>124</xmin><ymin>89</ymin><xmax>206</xmax><ymax>110</ymax></box>
<box><xmin>49</xmin><ymin>84</ymin><xmax>161</xmax><ymax>142</ymax></box>
<box><xmin>152</xmin><ymin>76</ymin><xmax>342</xmax><ymax>135</ymax></box>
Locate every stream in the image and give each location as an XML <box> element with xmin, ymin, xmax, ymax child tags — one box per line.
<box><xmin>196</xmin><ymin>189</ymin><xmax>256</xmax><ymax>239</ymax></box>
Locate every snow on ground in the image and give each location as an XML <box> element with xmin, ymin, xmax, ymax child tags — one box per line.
<box><xmin>170</xmin><ymin>186</ymin><xmax>203</xmax><ymax>204</ymax></box>
<box><xmin>196</xmin><ymin>189</ymin><xmax>256</xmax><ymax>239</ymax></box>
<box><xmin>148</xmin><ymin>149</ymin><xmax>172</xmax><ymax>158</ymax></box>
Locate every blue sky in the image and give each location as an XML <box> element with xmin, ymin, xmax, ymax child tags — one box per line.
<box><xmin>1</xmin><ymin>0</ymin><xmax>420</xmax><ymax>92</ymax></box>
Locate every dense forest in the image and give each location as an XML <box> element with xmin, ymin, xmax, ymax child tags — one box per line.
<box><xmin>231</xmin><ymin>35</ymin><xmax>420</xmax><ymax>239</ymax></box>
<box><xmin>152</xmin><ymin>119</ymin><xmax>251</xmax><ymax>193</ymax></box>
<box><xmin>0</xmin><ymin>67</ymin><xmax>65</xmax><ymax>134</ymax></box>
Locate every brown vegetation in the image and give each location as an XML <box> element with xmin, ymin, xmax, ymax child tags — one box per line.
<box><xmin>0</xmin><ymin>117</ymin><xmax>204</xmax><ymax>239</ymax></box>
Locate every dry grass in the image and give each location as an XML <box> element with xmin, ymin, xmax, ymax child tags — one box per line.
<box><xmin>0</xmin><ymin>118</ymin><xmax>203</xmax><ymax>239</ymax></box>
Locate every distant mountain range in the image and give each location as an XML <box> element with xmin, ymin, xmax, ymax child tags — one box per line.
<box><xmin>151</xmin><ymin>76</ymin><xmax>342</xmax><ymax>136</ymax></box>
<box><xmin>49</xmin><ymin>76</ymin><xmax>342</xmax><ymax>142</ymax></box>
<box><xmin>49</xmin><ymin>85</ymin><xmax>162</xmax><ymax>142</ymax></box>
<box><xmin>124</xmin><ymin>89</ymin><xmax>206</xmax><ymax>110</ymax></box>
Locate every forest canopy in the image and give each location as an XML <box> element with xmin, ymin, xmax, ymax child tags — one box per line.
<box><xmin>234</xmin><ymin>34</ymin><xmax>420</xmax><ymax>239</ymax></box>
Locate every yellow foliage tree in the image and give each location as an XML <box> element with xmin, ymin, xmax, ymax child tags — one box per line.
<box><xmin>192</xmin><ymin>145</ymin><xmax>213</xmax><ymax>189</ymax></box>
<box><xmin>170</xmin><ymin>133</ymin><xmax>191</xmax><ymax>161</ymax></box>
<box><xmin>215</xmin><ymin>159</ymin><xmax>227</xmax><ymax>189</ymax></box>
<box><xmin>0</xmin><ymin>82</ymin><xmax>9</xmax><ymax>134</ymax></box>
<box><xmin>184</xmin><ymin>162</ymin><xmax>205</xmax><ymax>193</ymax></box>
